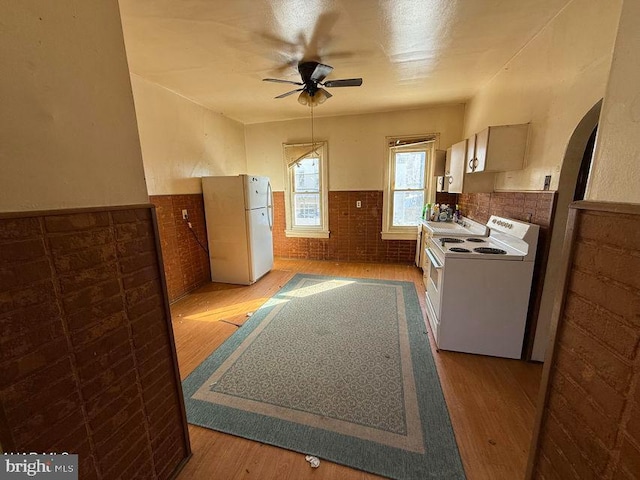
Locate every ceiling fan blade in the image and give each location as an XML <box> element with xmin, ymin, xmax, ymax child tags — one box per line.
<box><xmin>310</xmin><ymin>63</ymin><xmax>333</xmax><ymax>82</ymax></box>
<box><xmin>263</xmin><ymin>78</ymin><xmax>303</xmax><ymax>85</ymax></box>
<box><xmin>275</xmin><ymin>88</ymin><xmax>304</xmax><ymax>99</ymax></box>
<box><xmin>323</xmin><ymin>78</ymin><xmax>363</xmax><ymax>88</ymax></box>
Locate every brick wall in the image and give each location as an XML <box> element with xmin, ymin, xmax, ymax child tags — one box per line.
<box><xmin>0</xmin><ymin>207</ymin><xmax>189</xmax><ymax>479</ymax></box>
<box><xmin>273</xmin><ymin>191</ymin><xmax>416</xmax><ymax>263</ymax></box>
<box><xmin>530</xmin><ymin>204</ymin><xmax>640</xmax><ymax>479</ymax></box>
<box><xmin>150</xmin><ymin>195</ymin><xmax>210</xmax><ymax>302</ymax></box>
<box><xmin>458</xmin><ymin>191</ymin><xmax>557</xmax><ymax>356</ymax></box>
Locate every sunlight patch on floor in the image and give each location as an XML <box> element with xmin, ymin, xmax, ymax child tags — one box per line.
<box><xmin>281</xmin><ymin>280</ymin><xmax>355</xmax><ymax>298</ymax></box>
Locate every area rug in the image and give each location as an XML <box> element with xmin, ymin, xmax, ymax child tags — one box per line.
<box><xmin>182</xmin><ymin>274</ymin><xmax>466</xmax><ymax>479</ymax></box>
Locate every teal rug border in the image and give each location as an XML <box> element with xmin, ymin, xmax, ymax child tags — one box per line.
<box><xmin>182</xmin><ymin>274</ymin><xmax>466</xmax><ymax>479</ymax></box>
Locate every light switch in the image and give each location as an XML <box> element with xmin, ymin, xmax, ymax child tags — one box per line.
<box><xmin>356</xmin><ymin>201</ymin><xmax>361</xmax><ymax>208</ymax></box>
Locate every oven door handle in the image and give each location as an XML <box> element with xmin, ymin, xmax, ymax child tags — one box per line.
<box><xmin>426</xmin><ymin>248</ymin><xmax>443</xmax><ymax>269</ymax></box>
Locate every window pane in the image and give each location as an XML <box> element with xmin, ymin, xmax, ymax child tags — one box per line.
<box><xmin>394</xmin><ymin>151</ymin><xmax>425</xmax><ymax>189</ymax></box>
<box><xmin>392</xmin><ymin>191</ymin><xmax>424</xmax><ymax>226</ymax></box>
<box><xmin>294</xmin><ymin>193</ymin><xmax>321</xmax><ymax>226</ymax></box>
<box><xmin>294</xmin><ymin>157</ymin><xmax>319</xmax><ymax>193</ymax></box>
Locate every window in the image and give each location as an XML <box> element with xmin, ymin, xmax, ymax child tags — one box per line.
<box><xmin>283</xmin><ymin>142</ymin><xmax>329</xmax><ymax>238</ymax></box>
<box><xmin>382</xmin><ymin>136</ymin><xmax>436</xmax><ymax>240</ymax></box>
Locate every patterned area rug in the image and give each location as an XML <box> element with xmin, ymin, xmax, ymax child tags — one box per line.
<box><xmin>182</xmin><ymin>274</ymin><xmax>465</xmax><ymax>479</ymax></box>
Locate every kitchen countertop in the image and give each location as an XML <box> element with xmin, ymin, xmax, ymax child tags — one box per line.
<box><xmin>420</xmin><ymin>217</ymin><xmax>488</xmax><ymax>236</ymax></box>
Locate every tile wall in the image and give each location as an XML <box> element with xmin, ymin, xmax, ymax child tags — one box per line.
<box><xmin>150</xmin><ymin>195</ymin><xmax>210</xmax><ymax>302</ymax></box>
<box><xmin>531</xmin><ymin>204</ymin><xmax>640</xmax><ymax>479</ymax></box>
<box><xmin>272</xmin><ymin>191</ymin><xmax>416</xmax><ymax>264</ymax></box>
<box><xmin>0</xmin><ymin>207</ymin><xmax>189</xmax><ymax>478</ymax></box>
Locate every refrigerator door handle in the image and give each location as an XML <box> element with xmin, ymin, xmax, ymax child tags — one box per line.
<box><xmin>267</xmin><ymin>181</ymin><xmax>273</xmax><ymax>231</ymax></box>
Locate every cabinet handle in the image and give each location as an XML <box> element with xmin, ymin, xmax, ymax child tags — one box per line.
<box><xmin>448</xmin><ymin>177</ymin><xmax>453</xmax><ymax>184</ymax></box>
<box><xmin>468</xmin><ymin>160</ymin><xmax>473</xmax><ymax>170</ymax></box>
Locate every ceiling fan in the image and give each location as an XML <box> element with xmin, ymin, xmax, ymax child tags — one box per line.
<box><xmin>263</xmin><ymin>61</ymin><xmax>363</xmax><ymax>106</ymax></box>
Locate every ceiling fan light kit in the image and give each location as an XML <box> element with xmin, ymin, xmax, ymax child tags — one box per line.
<box><xmin>298</xmin><ymin>88</ymin><xmax>331</xmax><ymax>106</ymax></box>
<box><xmin>263</xmin><ymin>61</ymin><xmax>362</xmax><ymax>107</ymax></box>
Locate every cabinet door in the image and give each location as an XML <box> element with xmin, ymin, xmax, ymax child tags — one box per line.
<box><xmin>420</xmin><ymin>226</ymin><xmax>429</xmax><ymax>270</ymax></box>
<box><xmin>449</xmin><ymin>139</ymin><xmax>466</xmax><ymax>193</ymax></box>
<box><xmin>465</xmin><ymin>134</ymin><xmax>476</xmax><ymax>173</ymax></box>
<box><xmin>433</xmin><ymin>149</ymin><xmax>447</xmax><ymax>176</ymax></box>
<box><xmin>444</xmin><ymin>147</ymin><xmax>452</xmax><ymax>176</ymax></box>
<box><xmin>474</xmin><ymin>127</ymin><xmax>490</xmax><ymax>172</ymax></box>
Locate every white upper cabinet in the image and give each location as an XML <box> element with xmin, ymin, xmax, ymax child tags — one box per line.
<box><xmin>465</xmin><ymin>124</ymin><xmax>529</xmax><ymax>173</ymax></box>
<box><xmin>447</xmin><ymin>139</ymin><xmax>467</xmax><ymax>193</ymax></box>
<box><xmin>436</xmin><ymin>148</ymin><xmax>451</xmax><ymax>192</ymax></box>
<box><xmin>465</xmin><ymin>134</ymin><xmax>476</xmax><ymax>174</ymax></box>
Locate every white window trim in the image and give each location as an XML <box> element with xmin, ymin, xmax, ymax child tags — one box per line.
<box><xmin>283</xmin><ymin>141</ymin><xmax>329</xmax><ymax>239</ymax></box>
<box><xmin>381</xmin><ymin>135</ymin><xmax>438</xmax><ymax>240</ymax></box>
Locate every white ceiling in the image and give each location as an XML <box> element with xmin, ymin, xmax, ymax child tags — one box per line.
<box><xmin>118</xmin><ymin>0</ymin><xmax>571</xmax><ymax>124</ymax></box>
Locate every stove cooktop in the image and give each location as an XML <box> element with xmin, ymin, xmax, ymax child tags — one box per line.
<box><xmin>430</xmin><ymin>236</ymin><xmax>526</xmax><ymax>260</ymax></box>
<box><xmin>474</xmin><ymin>247</ymin><xmax>507</xmax><ymax>255</ymax></box>
<box><xmin>439</xmin><ymin>237</ymin><xmax>465</xmax><ymax>244</ymax></box>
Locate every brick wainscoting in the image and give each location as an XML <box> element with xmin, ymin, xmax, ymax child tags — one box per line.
<box><xmin>458</xmin><ymin>191</ymin><xmax>557</xmax><ymax>357</ymax></box>
<box><xmin>273</xmin><ymin>191</ymin><xmax>416</xmax><ymax>263</ymax></box>
<box><xmin>0</xmin><ymin>206</ymin><xmax>190</xmax><ymax>479</ymax></box>
<box><xmin>528</xmin><ymin>202</ymin><xmax>640</xmax><ymax>479</ymax></box>
<box><xmin>150</xmin><ymin>195</ymin><xmax>210</xmax><ymax>303</ymax></box>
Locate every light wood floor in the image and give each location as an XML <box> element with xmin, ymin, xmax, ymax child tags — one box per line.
<box><xmin>171</xmin><ymin>259</ymin><xmax>543</xmax><ymax>480</ymax></box>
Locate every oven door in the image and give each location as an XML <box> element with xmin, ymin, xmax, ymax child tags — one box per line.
<box><xmin>424</xmin><ymin>247</ymin><xmax>444</xmax><ymax>318</ymax></box>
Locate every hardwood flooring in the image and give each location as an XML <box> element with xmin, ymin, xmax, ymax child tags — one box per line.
<box><xmin>171</xmin><ymin>259</ymin><xmax>543</xmax><ymax>480</ymax></box>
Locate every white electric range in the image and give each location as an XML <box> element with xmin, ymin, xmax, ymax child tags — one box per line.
<box><xmin>424</xmin><ymin>215</ymin><xmax>539</xmax><ymax>359</ymax></box>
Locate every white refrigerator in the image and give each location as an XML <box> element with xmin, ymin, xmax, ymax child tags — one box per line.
<box><xmin>201</xmin><ymin>175</ymin><xmax>274</xmax><ymax>285</ymax></box>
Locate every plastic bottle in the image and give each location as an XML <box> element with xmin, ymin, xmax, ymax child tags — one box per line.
<box><xmin>433</xmin><ymin>204</ymin><xmax>440</xmax><ymax>222</ymax></box>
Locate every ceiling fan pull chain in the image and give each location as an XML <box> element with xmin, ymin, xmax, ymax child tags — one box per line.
<box><xmin>311</xmin><ymin>102</ymin><xmax>314</xmax><ymax>151</ymax></box>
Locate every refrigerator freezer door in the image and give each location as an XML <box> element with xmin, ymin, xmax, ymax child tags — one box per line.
<box><xmin>244</xmin><ymin>175</ymin><xmax>270</xmax><ymax>210</ymax></box>
<box><xmin>247</xmin><ymin>207</ymin><xmax>274</xmax><ymax>282</ymax></box>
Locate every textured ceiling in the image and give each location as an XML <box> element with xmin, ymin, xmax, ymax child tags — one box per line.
<box><xmin>118</xmin><ymin>0</ymin><xmax>571</xmax><ymax>124</ymax></box>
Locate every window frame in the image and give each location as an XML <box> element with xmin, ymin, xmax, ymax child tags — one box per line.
<box><xmin>381</xmin><ymin>135</ymin><xmax>438</xmax><ymax>240</ymax></box>
<box><xmin>283</xmin><ymin>141</ymin><xmax>329</xmax><ymax>238</ymax></box>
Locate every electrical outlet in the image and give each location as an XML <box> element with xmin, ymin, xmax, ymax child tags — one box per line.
<box><xmin>356</xmin><ymin>201</ymin><xmax>361</xmax><ymax>208</ymax></box>
<box><xmin>182</xmin><ymin>209</ymin><xmax>188</xmax><ymax>220</ymax></box>
<box><xmin>543</xmin><ymin>175</ymin><xmax>551</xmax><ymax>191</ymax></box>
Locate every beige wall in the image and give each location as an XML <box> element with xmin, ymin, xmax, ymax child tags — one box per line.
<box><xmin>463</xmin><ymin>0</ymin><xmax>621</xmax><ymax>192</ymax></box>
<box><xmin>245</xmin><ymin>105</ymin><xmax>466</xmax><ymax>191</ymax></box>
<box><xmin>0</xmin><ymin>0</ymin><xmax>148</xmax><ymax>212</ymax></box>
<box><xmin>587</xmin><ymin>0</ymin><xmax>640</xmax><ymax>203</ymax></box>
<box><xmin>131</xmin><ymin>75</ymin><xmax>247</xmax><ymax>195</ymax></box>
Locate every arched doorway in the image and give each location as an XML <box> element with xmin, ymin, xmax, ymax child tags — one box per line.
<box><xmin>529</xmin><ymin>100</ymin><xmax>602</xmax><ymax>361</ymax></box>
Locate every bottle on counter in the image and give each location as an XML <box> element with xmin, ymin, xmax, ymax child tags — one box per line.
<box><xmin>432</xmin><ymin>204</ymin><xmax>440</xmax><ymax>222</ymax></box>
<box><xmin>454</xmin><ymin>204</ymin><xmax>461</xmax><ymax>223</ymax></box>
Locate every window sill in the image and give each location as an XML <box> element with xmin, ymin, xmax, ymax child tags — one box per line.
<box><xmin>285</xmin><ymin>229</ymin><xmax>330</xmax><ymax>239</ymax></box>
<box><xmin>381</xmin><ymin>230</ymin><xmax>418</xmax><ymax>241</ymax></box>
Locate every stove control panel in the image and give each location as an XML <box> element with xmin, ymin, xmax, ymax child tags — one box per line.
<box><xmin>492</xmin><ymin>218</ymin><xmax>514</xmax><ymax>229</ymax></box>
<box><xmin>488</xmin><ymin>215</ymin><xmax>534</xmax><ymax>240</ymax></box>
